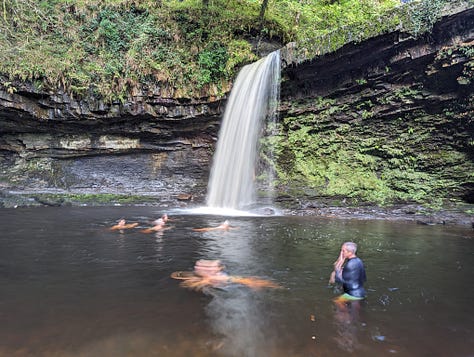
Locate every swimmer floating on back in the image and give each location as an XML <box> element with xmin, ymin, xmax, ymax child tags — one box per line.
<box><xmin>141</xmin><ymin>218</ymin><xmax>171</xmax><ymax>233</ymax></box>
<box><xmin>192</xmin><ymin>220</ymin><xmax>236</xmax><ymax>232</ymax></box>
<box><xmin>171</xmin><ymin>259</ymin><xmax>281</xmax><ymax>291</ymax></box>
<box><xmin>109</xmin><ymin>219</ymin><xmax>139</xmax><ymax>231</ymax></box>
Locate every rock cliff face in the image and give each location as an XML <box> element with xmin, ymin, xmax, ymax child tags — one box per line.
<box><xmin>277</xmin><ymin>7</ymin><xmax>473</xmax><ymax>205</ymax></box>
<box><xmin>0</xmin><ymin>7</ymin><xmax>472</xmax><ymax>208</ymax></box>
<box><xmin>0</xmin><ymin>84</ymin><xmax>225</xmax><ymax>205</ymax></box>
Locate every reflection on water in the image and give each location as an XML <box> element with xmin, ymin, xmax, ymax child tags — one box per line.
<box><xmin>0</xmin><ymin>206</ymin><xmax>473</xmax><ymax>357</ymax></box>
<box><xmin>333</xmin><ymin>299</ymin><xmax>364</xmax><ymax>353</ymax></box>
<box><xmin>206</xmin><ymin>288</ymin><xmax>270</xmax><ymax>356</ymax></box>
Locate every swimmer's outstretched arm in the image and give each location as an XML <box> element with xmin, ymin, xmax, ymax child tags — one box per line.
<box><xmin>141</xmin><ymin>225</ymin><xmax>173</xmax><ymax>233</ymax></box>
<box><xmin>229</xmin><ymin>276</ymin><xmax>281</xmax><ymax>289</ymax></box>
<box><xmin>192</xmin><ymin>226</ymin><xmax>228</xmax><ymax>232</ymax></box>
<box><xmin>192</xmin><ymin>224</ymin><xmax>238</xmax><ymax>232</ymax></box>
<box><xmin>109</xmin><ymin>222</ymin><xmax>139</xmax><ymax>230</ymax></box>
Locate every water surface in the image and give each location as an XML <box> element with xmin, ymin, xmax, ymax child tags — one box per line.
<box><xmin>0</xmin><ymin>206</ymin><xmax>472</xmax><ymax>356</ymax></box>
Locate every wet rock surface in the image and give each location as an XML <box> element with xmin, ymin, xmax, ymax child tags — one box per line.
<box><xmin>287</xmin><ymin>205</ymin><xmax>473</xmax><ymax>227</ymax></box>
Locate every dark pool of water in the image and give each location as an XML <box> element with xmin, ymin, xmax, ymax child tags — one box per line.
<box><xmin>0</xmin><ymin>206</ymin><xmax>473</xmax><ymax>357</ymax></box>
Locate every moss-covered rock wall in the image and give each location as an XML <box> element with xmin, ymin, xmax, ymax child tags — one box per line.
<box><xmin>276</xmin><ymin>8</ymin><xmax>473</xmax><ymax>207</ymax></box>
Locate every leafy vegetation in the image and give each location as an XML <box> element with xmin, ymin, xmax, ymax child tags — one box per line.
<box><xmin>0</xmin><ymin>0</ymin><xmax>260</xmax><ymax>100</ymax></box>
<box><xmin>0</xmin><ymin>0</ymin><xmax>459</xmax><ymax>101</ymax></box>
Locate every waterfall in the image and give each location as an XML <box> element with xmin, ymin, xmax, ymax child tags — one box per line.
<box><xmin>206</xmin><ymin>50</ymin><xmax>281</xmax><ymax>210</ymax></box>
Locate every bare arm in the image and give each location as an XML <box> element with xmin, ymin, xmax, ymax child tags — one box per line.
<box><xmin>329</xmin><ymin>250</ymin><xmax>345</xmax><ymax>283</ymax></box>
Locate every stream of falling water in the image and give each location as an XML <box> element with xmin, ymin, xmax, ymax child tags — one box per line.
<box><xmin>206</xmin><ymin>51</ymin><xmax>281</xmax><ymax>210</ymax></box>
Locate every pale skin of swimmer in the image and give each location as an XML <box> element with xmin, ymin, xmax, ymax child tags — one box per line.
<box><xmin>192</xmin><ymin>220</ymin><xmax>237</xmax><ymax>232</ymax></box>
<box><xmin>172</xmin><ymin>260</ymin><xmax>280</xmax><ymax>290</ymax></box>
<box><xmin>153</xmin><ymin>214</ymin><xmax>169</xmax><ymax>225</ymax></box>
<box><xmin>141</xmin><ymin>218</ymin><xmax>169</xmax><ymax>233</ymax></box>
<box><xmin>110</xmin><ymin>219</ymin><xmax>138</xmax><ymax>230</ymax></box>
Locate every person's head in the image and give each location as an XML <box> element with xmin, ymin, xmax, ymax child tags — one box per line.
<box><xmin>194</xmin><ymin>259</ymin><xmax>224</xmax><ymax>277</ymax></box>
<box><xmin>161</xmin><ymin>214</ymin><xmax>168</xmax><ymax>221</ymax></box>
<box><xmin>154</xmin><ymin>218</ymin><xmax>165</xmax><ymax>226</ymax></box>
<box><xmin>118</xmin><ymin>219</ymin><xmax>126</xmax><ymax>225</ymax></box>
<box><xmin>341</xmin><ymin>242</ymin><xmax>358</xmax><ymax>258</ymax></box>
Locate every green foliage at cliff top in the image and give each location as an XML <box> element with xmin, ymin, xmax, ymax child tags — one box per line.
<box><xmin>0</xmin><ymin>0</ymin><xmax>460</xmax><ymax>101</ymax></box>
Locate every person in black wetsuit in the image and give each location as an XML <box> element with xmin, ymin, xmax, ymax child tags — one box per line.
<box><xmin>329</xmin><ymin>242</ymin><xmax>367</xmax><ymax>302</ymax></box>
<box><xmin>328</xmin><ymin>242</ymin><xmax>367</xmax><ymax>351</ymax></box>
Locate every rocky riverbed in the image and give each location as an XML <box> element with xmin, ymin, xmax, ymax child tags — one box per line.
<box><xmin>1</xmin><ymin>189</ymin><xmax>472</xmax><ymax>228</ymax></box>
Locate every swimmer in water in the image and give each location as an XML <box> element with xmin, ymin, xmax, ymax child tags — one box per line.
<box><xmin>192</xmin><ymin>220</ymin><xmax>236</xmax><ymax>232</ymax></box>
<box><xmin>141</xmin><ymin>218</ymin><xmax>170</xmax><ymax>233</ymax></box>
<box><xmin>194</xmin><ymin>260</ymin><xmax>230</xmax><ymax>284</ymax></box>
<box><xmin>109</xmin><ymin>219</ymin><xmax>138</xmax><ymax>231</ymax></box>
<box><xmin>171</xmin><ymin>259</ymin><xmax>280</xmax><ymax>291</ymax></box>
<box><xmin>152</xmin><ymin>213</ymin><xmax>169</xmax><ymax>225</ymax></box>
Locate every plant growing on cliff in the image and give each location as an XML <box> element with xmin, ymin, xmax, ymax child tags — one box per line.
<box><xmin>0</xmin><ymin>0</ymin><xmax>421</xmax><ymax>101</ymax></box>
<box><xmin>403</xmin><ymin>0</ymin><xmax>450</xmax><ymax>36</ymax></box>
<box><xmin>197</xmin><ymin>41</ymin><xmax>229</xmax><ymax>88</ymax></box>
<box><xmin>2</xmin><ymin>81</ymin><xmax>16</xmax><ymax>94</ymax></box>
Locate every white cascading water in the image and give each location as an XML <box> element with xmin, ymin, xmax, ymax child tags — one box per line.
<box><xmin>206</xmin><ymin>50</ymin><xmax>281</xmax><ymax>210</ymax></box>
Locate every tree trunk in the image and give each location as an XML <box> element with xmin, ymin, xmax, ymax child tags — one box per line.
<box><xmin>259</xmin><ymin>0</ymin><xmax>268</xmax><ymax>24</ymax></box>
<box><xmin>256</xmin><ymin>0</ymin><xmax>269</xmax><ymax>55</ymax></box>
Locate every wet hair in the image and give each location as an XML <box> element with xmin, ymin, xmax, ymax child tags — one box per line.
<box><xmin>343</xmin><ymin>242</ymin><xmax>358</xmax><ymax>254</ymax></box>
